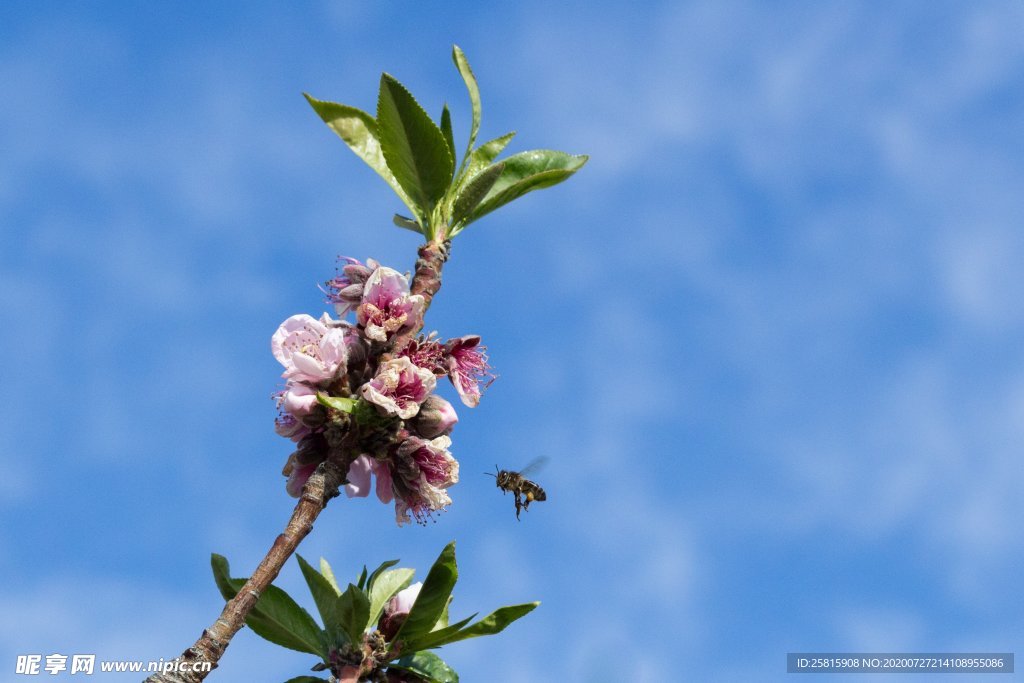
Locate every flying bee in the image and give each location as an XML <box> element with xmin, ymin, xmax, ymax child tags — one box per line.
<box><xmin>487</xmin><ymin>457</ymin><xmax>548</xmax><ymax>520</ymax></box>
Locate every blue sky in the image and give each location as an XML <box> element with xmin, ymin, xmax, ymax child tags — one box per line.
<box><xmin>2</xmin><ymin>2</ymin><xmax>1024</xmax><ymax>681</ymax></box>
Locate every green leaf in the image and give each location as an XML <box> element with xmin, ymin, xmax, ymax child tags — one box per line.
<box><xmin>210</xmin><ymin>554</ymin><xmax>326</xmax><ymax>656</ymax></box>
<box><xmin>283</xmin><ymin>677</ymin><xmax>328</xmax><ymax>683</ymax></box>
<box><xmin>393</xmin><ymin>214</ymin><xmax>423</xmax><ymax>233</ymax></box>
<box><xmin>320</xmin><ymin>558</ymin><xmax>341</xmax><ymax>595</ymax></box>
<box><xmin>464</xmin><ymin>132</ymin><xmax>515</xmax><ymax>178</ymax></box>
<box><xmin>433</xmin><ymin>596</ymin><xmax>451</xmax><ymax>631</ymax></box>
<box><xmin>368</xmin><ymin>567</ymin><xmax>415</xmax><ymax>627</ymax></box>
<box><xmin>337</xmin><ymin>583</ymin><xmax>372</xmax><ymax>645</ymax></box>
<box><xmin>465</xmin><ymin>150</ymin><xmax>588</xmax><ymax>227</ymax></box>
<box><xmin>451</xmin><ymin>45</ymin><xmax>481</xmax><ymax>171</ymax></box>
<box><xmin>402</xmin><ymin>603</ymin><xmax>537</xmax><ymax>651</ymax></box>
<box><xmin>316</xmin><ymin>393</ymin><xmax>357</xmax><ymax>413</ymax></box>
<box><xmin>357</xmin><ymin>565</ymin><xmax>368</xmax><ymax>591</ymax></box>
<box><xmin>393</xmin><ymin>542</ymin><xmax>457</xmax><ymax>643</ymax></box>
<box><xmin>447</xmin><ymin>603</ymin><xmax>539</xmax><ymax>644</ymax></box>
<box><xmin>449</xmin><ymin>162</ymin><xmax>504</xmax><ymax>230</ymax></box>
<box><xmin>376</xmin><ymin>73</ymin><xmax>454</xmax><ymax>226</ymax></box>
<box><xmin>390</xmin><ymin>651</ymin><xmax>459</xmax><ymax>683</ymax></box>
<box><xmin>367</xmin><ymin>559</ymin><xmax>402</xmax><ymax>592</ymax></box>
<box><xmin>296</xmin><ymin>555</ymin><xmax>341</xmax><ymax>638</ymax></box>
<box><xmin>400</xmin><ymin>614</ymin><xmax>476</xmax><ymax>652</ymax></box>
<box><xmin>440</xmin><ymin>104</ymin><xmax>455</xmax><ymax>166</ymax></box>
<box><xmin>303</xmin><ymin>94</ymin><xmax>420</xmax><ymax>221</ymax></box>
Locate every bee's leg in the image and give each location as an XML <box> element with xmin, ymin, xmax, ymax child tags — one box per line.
<box><xmin>514</xmin><ymin>492</ymin><xmax>523</xmax><ymax>520</ymax></box>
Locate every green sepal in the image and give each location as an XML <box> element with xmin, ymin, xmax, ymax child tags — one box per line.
<box><xmin>337</xmin><ymin>583</ymin><xmax>372</xmax><ymax>645</ymax></box>
<box><xmin>376</xmin><ymin>73</ymin><xmax>454</xmax><ymax>234</ymax></box>
<box><xmin>368</xmin><ymin>567</ymin><xmax>416</xmax><ymax>627</ymax></box>
<box><xmin>296</xmin><ymin>555</ymin><xmax>342</xmax><ymax>640</ymax></box>
<box><xmin>390</xmin><ymin>651</ymin><xmax>459</xmax><ymax>683</ymax></box>
<box><xmin>211</xmin><ymin>554</ymin><xmax>326</xmax><ymax>657</ymax></box>
<box><xmin>393</xmin><ymin>541</ymin><xmax>457</xmax><ymax>643</ymax></box>
<box><xmin>466</xmin><ymin>150</ymin><xmax>588</xmax><ymax>225</ymax></box>
<box><xmin>316</xmin><ymin>393</ymin><xmax>357</xmax><ymax>413</ymax></box>
<box><xmin>303</xmin><ymin>94</ymin><xmax>421</xmax><ymax>222</ymax></box>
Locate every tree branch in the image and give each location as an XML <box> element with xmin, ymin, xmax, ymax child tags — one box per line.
<box><xmin>143</xmin><ymin>241</ymin><xmax>450</xmax><ymax>682</ymax></box>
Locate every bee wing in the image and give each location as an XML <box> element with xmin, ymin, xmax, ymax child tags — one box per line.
<box><xmin>518</xmin><ymin>456</ymin><xmax>549</xmax><ymax>477</ymax></box>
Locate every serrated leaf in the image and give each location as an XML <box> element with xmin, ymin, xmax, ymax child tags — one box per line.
<box><xmin>465</xmin><ymin>150</ymin><xmax>588</xmax><ymax>227</ymax></box>
<box><xmin>337</xmin><ymin>583</ymin><xmax>372</xmax><ymax>644</ymax></box>
<box><xmin>390</xmin><ymin>651</ymin><xmax>459</xmax><ymax>683</ymax></box>
<box><xmin>451</xmin><ymin>46</ymin><xmax>481</xmax><ymax>173</ymax></box>
<box><xmin>377</xmin><ymin>73</ymin><xmax>454</xmax><ymax>225</ymax></box>
<box><xmin>303</xmin><ymin>94</ymin><xmax>421</xmax><ymax>222</ymax></box>
<box><xmin>320</xmin><ymin>558</ymin><xmax>341</xmax><ymax>595</ymax></box>
<box><xmin>316</xmin><ymin>393</ymin><xmax>357</xmax><ymax>413</ymax></box>
<box><xmin>211</xmin><ymin>554</ymin><xmax>326</xmax><ymax>656</ymax></box>
<box><xmin>393</xmin><ymin>542</ymin><xmax>457</xmax><ymax>643</ymax></box>
<box><xmin>449</xmin><ymin>162</ymin><xmax>504</xmax><ymax>230</ymax></box>
<box><xmin>296</xmin><ymin>555</ymin><xmax>341</xmax><ymax>639</ymax></box>
<box><xmin>464</xmin><ymin>132</ymin><xmax>515</xmax><ymax>177</ymax></box>
<box><xmin>368</xmin><ymin>567</ymin><xmax>415</xmax><ymax>627</ymax></box>
<box><xmin>393</xmin><ymin>214</ymin><xmax>423</xmax><ymax>233</ymax></box>
<box><xmin>440</xmin><ymin>104</ymin><xmax>455</xmax><ymax>166</ymax></box>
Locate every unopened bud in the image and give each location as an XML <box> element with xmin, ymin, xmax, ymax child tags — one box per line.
<box><xmin>411</xmin><ymin>395</ymin><xmax>458</xmax><ymax>438</ymax></box>
<box><xmin>378</xmin><ymin>582</ymin><xmax>422</xmax><ymax>640</ymax></box>
<box><xmin>295</xmin><ymin>432</ymin><xmax>328</xmax><ymax>465</ymax></box>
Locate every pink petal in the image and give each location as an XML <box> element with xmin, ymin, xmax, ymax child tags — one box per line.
<box><xmin>374</xmin><ymin>461</ymin><xmax>394</xmax><ymax>504</ymax></box>
<box><xmin>286</xmin><ymin>461</ymin><xmax>317</xmax><ymax>498</ymax></box>
<box><xmin>344</xmin><ymin>455</ymin><xmax>373</xmax><ymax>498</ymax></box>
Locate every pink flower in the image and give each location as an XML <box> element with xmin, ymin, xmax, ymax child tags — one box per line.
<box><xmin>344</xmin><ymin>455</ymin><xmax>394</xmax><ymax>503</ymax></box>
<box><xmin>392</xmin><ymin>435</ymin><xmax>459</xmax><ymax>525</ymax></box>
<box><xmin>399</xmin><ymin>335</ymin><xmax>447</xmax><ymax>375</ymax></box>
<box><xmin>271</xmin><ymin>313</ymin><xmax>349</xmax><ymax>384</ymax></box>
<box><xmin>324</xmin><ymin>256</ymin><xmax>378</xmax><ymax>317</ymax></box>
<box><xmin>284</xmin><ymin>457</ymin><xmax>317</xmax><ymax>497</ymax></box>
<box><xmin>282</xmin><ymin>433</ymin><xmax>329</xmax><ymax>497</ymax></box>
<box><xmin>378</xmin><ymin>581</ymin><xmax>422</xmax><ymax>640</ymax></box>
<box><xmin>445</xmin><ymin>335</ymin><xmax>495</xmax><ymax>407</ymax></box>
<box><xmin>357</xmin><ymin>267</ymin><xmax>425</xmax><ymax>343</ymax></box>
<box><xmin>274</xmin><ymin>412</ymin><xmax>310</xmax><ymax>442</ymax></box>
<box><xmin>279</xmin><ymin>380</ymin><xmax>318</xmax><ymax>419</ymax></box>
<box><xmin>411</xmin><ymin>395</ymin><xmax>458</xmax><ymax>438</ymax></box>
<box><xmin>360</xmin><ymin>357</ymin><xmax>437</xmax><ymax>419</ymax></box>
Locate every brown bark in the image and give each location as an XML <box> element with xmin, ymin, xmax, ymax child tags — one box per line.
<box><xmin>143</xmin><ymin>241</ymin><xmax>449</xmax><ymax>682</ymax></box>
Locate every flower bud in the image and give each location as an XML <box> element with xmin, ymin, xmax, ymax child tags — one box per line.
<box><xmin>294</xmin><ymin>432</ymin><xmax>328</xmax><ymax>465</ymax></box>
<box><xmin>282</xmin><ymin>453</ymin><xmax>318</xmax><ymax>498</ymax></box>
<box><xmin>378</xmin><ymin>582</ymin><xmax>422</xmax><ymax>640</ymax></box>
<box><xmin>411</xmin><ymin>395</ymin><xmax>459</xmax><ymax>438</ymax></box>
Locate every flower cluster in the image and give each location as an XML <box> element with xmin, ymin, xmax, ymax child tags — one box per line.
<box><xmin>274</xmin><ymin>257</ymin><xmax>495</xmax><ymax>524</ymax></box>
